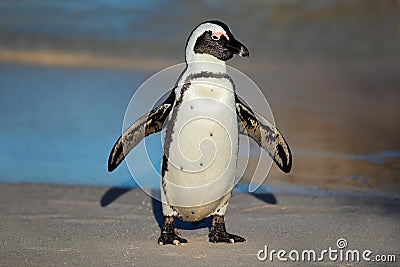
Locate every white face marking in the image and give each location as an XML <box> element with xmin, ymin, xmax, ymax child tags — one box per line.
<box><xmin>185</xmin><ymin>23</ymin><xmax>228</xmax><ymax>63</ymax></box>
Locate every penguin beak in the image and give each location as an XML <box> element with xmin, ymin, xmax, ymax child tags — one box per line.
<box><xmin>238</xmin><ymin>43</ymin><xmax>249</xmax><ymax>57</ymax></box>
<box><xmin>225</xmin><ymin>38</ymin><xmax>249</xmax><ymax>57</ymax></box>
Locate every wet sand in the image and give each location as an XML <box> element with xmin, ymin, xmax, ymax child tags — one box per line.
<box><xmin>243</xmin><ymin>61</ymin><xmax>400</xmax><ymax>193</ymax></box>
<box><xmin>0</xmin><ymin>47</ymin><xmax>177</xmax><ymax>71</ymax></box>
<box><xmin>0</xmin><ymin>183</ymin><xmax>399</xmax><ymax>266</ymax></box>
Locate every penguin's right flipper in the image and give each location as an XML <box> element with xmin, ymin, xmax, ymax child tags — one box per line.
<box><xmin>235</xmin><ymin>96</ymin><xmax>292</xmax><ymax>173</ymax></box>
<box><xmin>108</xmin><ymin>91</ymin><xmax>175</xmax><ymax>172</ymax></box>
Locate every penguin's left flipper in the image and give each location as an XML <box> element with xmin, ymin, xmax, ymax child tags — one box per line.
<box><xmin>235</xmin><ymin>96</ymin><xmax>292</xmax><ymax>173</ymax></box>
<box><xmin>108</xmin><ymin>91</ymin><xmax>175</xmax><ymax>172</ymax></box>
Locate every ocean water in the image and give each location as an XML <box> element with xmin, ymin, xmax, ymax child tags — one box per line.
<box><xmin>0</xmin><ymin>63</ymin><xmax>398</xmax><ymax>193</ymax></box>
<box><xmin>0</xmin><ymin>1</ymin><xmax>398</xmax><ymax>192</ymax></box>
<box><xmin>0</xmin><ymin>64</ymin><xmax>149</xmax><ymax>187</ymax></box>
<box><xmin>0</xmin><ymin>63</ymin><xmax>268</xmax><ymax>190</ymax></box>
<box><xmin>0</xmin><ymin>1</ymin><xmax>397</xmax><ymax>62</ymax></box>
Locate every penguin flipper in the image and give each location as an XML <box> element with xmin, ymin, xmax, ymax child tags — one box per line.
<box><xmin>235</xmin><ymin>97</ymin><xmax>292</xmax><ymax>173</ymax></box>
<box><xmin>108</xmin><ymin>91</ymin><xmax>175</xmax><ymax>172</ymax></box>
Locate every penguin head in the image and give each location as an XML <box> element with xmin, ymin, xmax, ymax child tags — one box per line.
<box><xmin>185</xmin><ymin>20</ymin><xmax>249</xmax><ymax>63</ymax></box>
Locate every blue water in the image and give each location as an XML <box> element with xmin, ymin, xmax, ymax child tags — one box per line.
<box><xmin>0</xmin><ymin>1</ymin><xmax>397</xmax><ymax>60</ymax></box>
<box><xmin>0</xmin><ymin>1</ymin><xmax>165</xmax><ymax>42</ymax></box>
<box><xmin>1</xmin><ymin>64</ymin><xmax>398</xmax><ymax>192</ymax></box>
<box><xmin>0</xmin><ymin>1</ymin><xmax>398</xmax><ymax>197</ymax></box>
<box><xmin>0</xmin><ymin>64</ymin><xmax>152</xmax><ymax>187</ymax></box>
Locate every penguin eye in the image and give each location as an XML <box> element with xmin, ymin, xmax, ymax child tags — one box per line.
<box><xmin>211</xmin><ymin>34</ymin><xmax>220</xmax><ymax>41</ymax></box>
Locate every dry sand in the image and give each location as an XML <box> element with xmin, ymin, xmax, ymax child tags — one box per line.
<box><xmin>0</xmin><ymin>183</ymin><xmax>399</xmax><ymax>266</ymax></box>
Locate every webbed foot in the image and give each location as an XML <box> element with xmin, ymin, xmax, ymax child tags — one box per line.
<box><xmin>208</xmin><ymin>215</ymin><xmax>246</xmax><ymax>243</ymax></box>
<box><xmin>158</xmin><ymin>216</ymin><xmax>188</xmax><ymax>245</ymax></box>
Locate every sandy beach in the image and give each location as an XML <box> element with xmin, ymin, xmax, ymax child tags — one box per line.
<box><xmin>0</xmin><ymin>47</ymin><xmax>399</xmax><ymax>267</ymax></box>
<box><xmin>0</xmin><ymin>1</ymin><xmax>399</xmax><ymax>266</ymax></box>
<box><xmin>1</xmin><ymin>183</ymin><xmax>399</xmax><ymax>266</ymax></box>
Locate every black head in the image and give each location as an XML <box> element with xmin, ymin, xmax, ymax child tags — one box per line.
<box><xmin>185</xmin><ymin>20</ymin><xmax>249</xmax><ymax>63</ymax></box>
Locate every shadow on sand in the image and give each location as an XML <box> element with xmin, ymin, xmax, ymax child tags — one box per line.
<box><xmin>100</xmin><ymin>186</ymin><xmax>277</xmax><ymax>230</ymax></box>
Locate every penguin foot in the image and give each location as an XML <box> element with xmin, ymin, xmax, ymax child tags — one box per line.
<box><xmin>209</xmin><ymin>215</ymin><xmax>246</xmax><ymax>243</ymax></box>
<box><xmin>158</xmin><ymin>216</ymin><xmax>188</xmax><ymax>245</ymax></box>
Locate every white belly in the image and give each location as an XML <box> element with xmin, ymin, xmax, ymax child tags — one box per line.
<box><xmin>162</xmin><ymin>80</ymin><xmax>238</xmax><ymax>220</ymax></box>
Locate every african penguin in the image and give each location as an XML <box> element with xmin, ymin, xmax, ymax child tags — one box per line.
<box><xmin>108</xmin><ymin>20</ymin><xmax>292</xmax><ymax>245</ymax></box>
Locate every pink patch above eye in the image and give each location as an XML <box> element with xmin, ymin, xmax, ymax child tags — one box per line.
<box><xmin>212</xmin><ymin>32</ymin><xmax>229</xmax><ymax>40</ymax></box>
